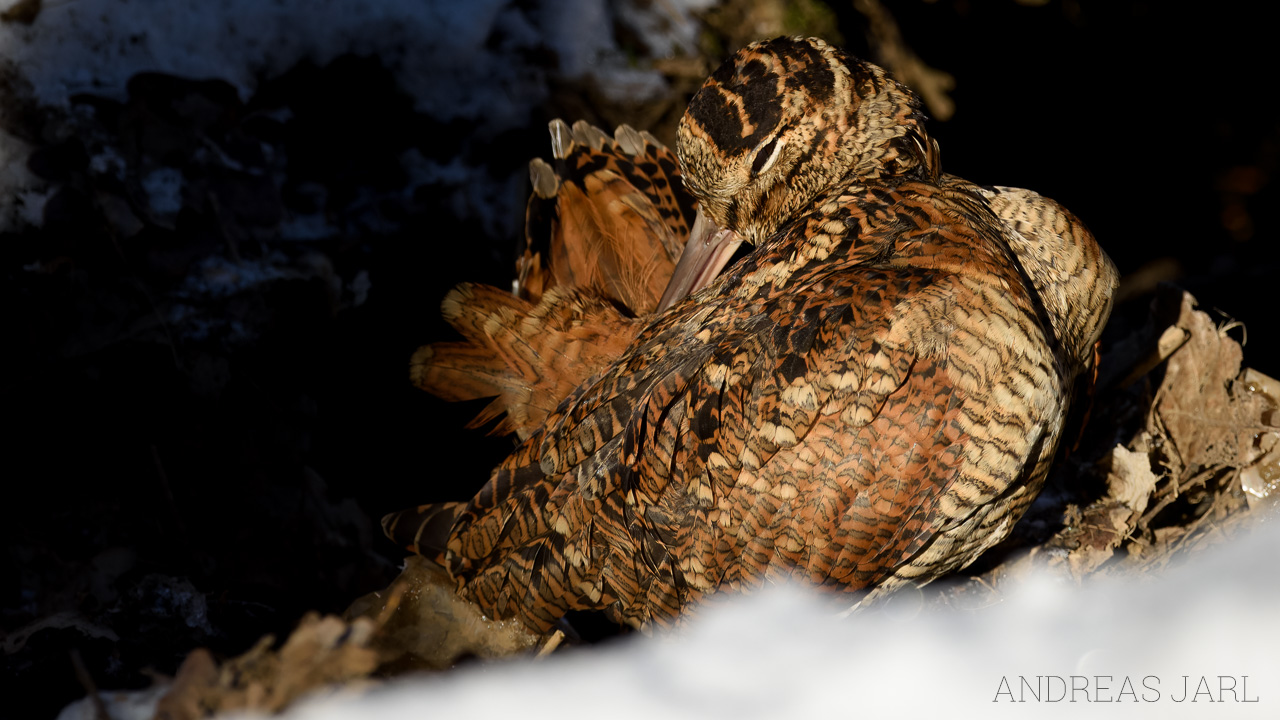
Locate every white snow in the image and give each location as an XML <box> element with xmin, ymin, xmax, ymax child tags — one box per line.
<box><xmin>57</xmin><ymin>519</ymin><xmax>1280</xmax><ymax>720</ymax></box>
<box><xmin>0</xmin><ymin>0</ymin><xmax>710</xmax><ymax>234</ymax></box>
<box><xmin>140</xmin><ymin>167</ymin><xmax>184</xmax><ymax>217</ymax></box>
<box><xmin>2</xmin><ymin>0</ymin><xmax>523</xmax><ymax>113</ymax></box>
<box><xmin>14</xmin><ymin>186</ymin><xmax>50</xmax><ymax>227</ymax></box>
<box><xmin>0</xmin><ymin>128</ymin><xmax>39</xmax><ymax>230</ymax></box>
<box><xmin>254</xmin><ymin>520</ymin><xmax>1279</xmax><ymax>719</ymax></box>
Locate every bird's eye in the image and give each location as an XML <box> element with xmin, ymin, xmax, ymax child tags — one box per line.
<box><xmin>750</xmin><ymin>137</ymin><xmax>783</xmax><ymax>176</ymax></box>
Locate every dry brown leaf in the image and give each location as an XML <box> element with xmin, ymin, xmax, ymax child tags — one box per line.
<box><xmin>153</xmin><ymin>557</ymin><xmax>549</xmax><ymax>717</ymax></box>
<box><xmin>1106</xmin><ymin>445</ymin><xmax>1161</xmax><ymax>514</ymax></box>
<box><xmin>345</xmin><ymin>554</ymin><xmax>542</xmax><ymax>672</ymax></box>
<box><xmin>1152</xmin><ymin>290</ymin><xmax>1249</xmax><ymax>474</ymax></box>
<box><xmin>1113</xmin><ymin>289</ymin><xmax>1271</xmax><ymax>567</ymax></box>
<box><xmin>154</xmin><ymin>614</ymin><xmax>379</xmax><ymax>719</ymax></box>
<box><xmin>971</xmin><ymin>288</ymin><xmax>1272</xmax><ymax>594</ymax></box>
<box><xmin>1036</xmin><ymin>445</ymin><xmax>1161</xmax><ymax>579</ymax></box>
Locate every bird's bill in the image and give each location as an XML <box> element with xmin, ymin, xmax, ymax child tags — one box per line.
<box><xmin>656</xmin><ymin>207</ymin><xmax>743</xmax><ymax>312</ymax></box>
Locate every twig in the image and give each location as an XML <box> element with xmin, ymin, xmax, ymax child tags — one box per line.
<box><xmin>535</xmin><ymin>629</ymin><xmax>565</xmax><ymax>658</ymax></box>
<box><xmin>852</xmin><ymin>0</ymin><xmax>956</xmax><ymax>120</ymax></box>
<box><xmin>372</xmin><ymin>581</ymin><xmax>409</xmax><ymax>629</ymax></box>
<box><xmin>207</xmin><ymin>190</ymin><xmax>241</xmax><ymax>262</ymax></box>
<box><xmin>1156</xmin><ymin>410</ymin><xmax>1273</xmax><ymax>435</ymax></box>
<box><xmin>1139</xmin><ymin>467</ymin><xmax>1220</xmax><ymax>527</ymax></box>
<box><xmin>69</xmin><ymin>649</ymin><xmax>111</xmax><ymax>720</ymax></box>
<box><xmin>150</xmin><ymin>444</ymin><xmax>190</xmax><ymax>549</ymax></box>
<box><xmin>1166</xmin><ymin>504</ymin><xmax>1225</xmax><ymax>559</ymax></box>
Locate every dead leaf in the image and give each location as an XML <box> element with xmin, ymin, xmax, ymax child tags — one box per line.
<box><xmin>1152</xmin><ymin>290</ymin><xmax>1249</xmax><ymax>474</ymax></box>
<box><xmin>971</xmin><ymin>287</ymin><xmax>1272</xmax><ymax>593</ymax></box>
<box><xmin>345</xmin><ymin>555</ymin><xmax>542</xmax><ymax>672</ymax></box>
<box><xmin>1042</xmin><ymin>445</ymin><xmax>1161</xmax><ymax>578</ymax></box>
<box><xmin>155</xmin><ymin>614</ymin><xmax>379</xmax><ymax>719</ymax></box>
<box><xmin>1106</xmin><ymin>445</ymin><xmax>1160</xmax><ymax>515</ymax></box>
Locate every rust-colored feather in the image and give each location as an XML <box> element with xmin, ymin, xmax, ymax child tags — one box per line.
<box><xmin>549</xmin><ymin>174</ymin><xmax>675</xmax><ymax>315</ymax></box>
<box><xmin>389</xmin><ymin>37</ymin><xmax>1118</xmax><ymax>634</ymax></box>
<box><xmin>519</xmin><ymin>119</ymin><xmax>694</xmax><ymax>303</ymax></box>
<box><xmin>410</xmin><ymin>283</ymin><xmax>639</xmax><ymax>439</ymax></box>
<box><xmin>411</xmin><ymin>120</ymin><xmax>696</xmax><ymax>441</ymax></box>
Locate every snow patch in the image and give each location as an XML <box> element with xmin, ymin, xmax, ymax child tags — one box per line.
<box><xmin>231</xmin><ymin>521</ymin><xmax>1280</xmax><ymax>718</ymax></box>
<box><xmin>141</xmin><ymin>167</ymin><xmax>185</xmax><ymax>217</ymax></box>
<box><xmin>53</xmin><ymin>514</ymin><xmax>1280</xmax><ymax>719</ymax></box>
<box><xmin>1</xmin><ymin>0</ymin><xmax>703</xmax><ymax>234</ymax></box>
<box><xmin>0</xmin><ymin>128</ymin><xmax>41</xmax><ymax>232</ymax></box>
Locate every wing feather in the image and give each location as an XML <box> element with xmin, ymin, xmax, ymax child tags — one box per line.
<box><xmin>405</xmin><ymin>181</ymin><xmax>1070</xmax><ymax>632</ymax></box>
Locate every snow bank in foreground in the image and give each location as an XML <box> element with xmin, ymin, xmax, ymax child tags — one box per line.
<box><xmin>240</xmin><ymin>521</ymin><xmax>1276</xmax><ymax>720</ymax></box>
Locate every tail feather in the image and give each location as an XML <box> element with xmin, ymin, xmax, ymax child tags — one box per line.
<box><xmin>413</xmin><ymin>286</ymin><xmax>641</xmax><ymax>439</ymax></box>
<box><xmin>439</xmin><ymin>283</ymin><xmax>528</xmax><ymax>345</ymax></box>
<box><xmin>518</xmin><ymin>119</ymin><xmax>695</xmax><ymax>307</ymax></box>
<box><xmin>382</xmin><ymin>502</ymin><xmax>467</xmax><ymax>558</ymax></box>
<box><xmin>551</xmin><ymin>176</ymin><xmax>676</xmax><ymax>315</ymax></box>
<box><xmin>409</xmin><ymin>342</ymin><xmax>510</xmax><ymax>403</ymax></box>
<box><xmin>413</xmin><ymin>119</ymin><xmax>695</xmax><ymax>440</ymax></box>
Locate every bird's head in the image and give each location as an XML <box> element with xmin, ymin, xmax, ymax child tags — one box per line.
<box><xmin>676</xmin><ymin>36</ymin><xmax>938</xmax><ymax>246</ymax></box>
<box><xmin>656</xmin><ymin>37</ymin><xmax>940</xmax><ymax>312</ymax></box>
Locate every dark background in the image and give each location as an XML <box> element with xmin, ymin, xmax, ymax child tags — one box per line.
<box><xmin>3</xmin><ymin>1</ymin><xmax>1276</xmax><ymax>716</ymax></box>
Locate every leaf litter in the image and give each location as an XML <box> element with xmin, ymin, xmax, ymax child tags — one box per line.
<box><xmin>952</xmin><ymin>286</ymin><xmax>1279</xmax><ymax>610</ymax></box>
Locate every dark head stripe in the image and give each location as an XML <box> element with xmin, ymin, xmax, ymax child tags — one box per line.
<box><xmin>690</xmin><ymin>76</ymin><xmax>782</xmax><ymax>155</ymax></box>
<box><xmin>687</xmin><ymin>36</ymin><xmax>849</xmax><ymax>157</ymax></box>
<box><xmin>686</xmin><ymin>84</ymin><xmax>749</xmax><ymax>154</ymax></box>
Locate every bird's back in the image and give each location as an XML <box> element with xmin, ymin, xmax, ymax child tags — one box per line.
<box><xmin>439</xmin><ymin>177</ymin><xmax>1069</xmax><ymax>631</ymax></box>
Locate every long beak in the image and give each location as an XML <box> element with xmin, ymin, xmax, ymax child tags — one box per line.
<box><xmin>656</xmin><ymin>207</ymin><xmax>743</xmax><ymax>312</ymax></box>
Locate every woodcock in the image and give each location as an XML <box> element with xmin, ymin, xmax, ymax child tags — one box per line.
<box><xmin>386</xmin><ymin>36</ymin><xmax>1119</xmax><ymax>633</ymax></box>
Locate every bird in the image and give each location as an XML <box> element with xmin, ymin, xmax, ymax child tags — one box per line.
<box><xmin>386</xmin><ymin>36</ymin><xmax>1118</xmax><ymax>634</ymax></box>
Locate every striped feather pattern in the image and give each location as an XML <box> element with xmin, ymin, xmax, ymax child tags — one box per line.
<box><xmin>387</xmin><ymin>37</ymin><xmax>1118</xmax><ymax>633</ymax></box>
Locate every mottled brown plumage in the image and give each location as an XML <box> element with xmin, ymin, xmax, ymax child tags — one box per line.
<box><xmin>410</xmin><ymin>119</ymin><xmax>695</xmax><ymax>438</ymax></box>
<box><xmin>519</xmin><ymin>118</ymin><xmax>696</xmax><ymax>309</ymax></box>
<box><xmin>389</xmin><ymin>36</ymin><xmax>1118</xmax><ymax>633</ymax></box>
